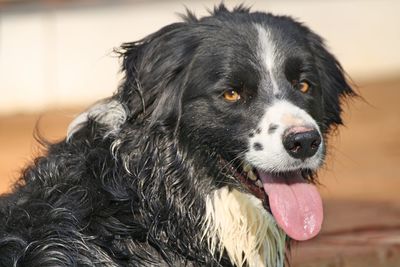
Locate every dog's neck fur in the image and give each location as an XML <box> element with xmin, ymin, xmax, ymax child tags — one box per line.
<box><xmin>204</xmin><ymin>187</ymin><xmax>286</xmax><ymax>267</ymax></box>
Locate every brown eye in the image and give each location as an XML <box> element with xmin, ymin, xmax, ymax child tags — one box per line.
<box><xmin>223</xmin><ymin>89</ymin><xmax>241</xmax><ymax>102</ymax></box>
<box><xmin>292</xmin><ymin>80</ymin><xmax>310</xmax><ymax>93</ymax></box>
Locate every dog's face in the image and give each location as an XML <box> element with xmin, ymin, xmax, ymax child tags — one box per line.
<box><xmin>180</xmin><ymin>23</ymin><xmax>326</xmax><ymax>172</ymax></box>
<box><xmin>112</xmin><ymin>6</ymin><xmax>354</xmax><ymax>265</ymax></box>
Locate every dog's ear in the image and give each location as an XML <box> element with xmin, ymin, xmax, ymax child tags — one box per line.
<box><xmin>117</xmin><ymin>23</ymin><xmax>200</xmax><ymax>130</ymax></box>
<box><xmin>307</xmin><ymin>32</ymin><xmax>356</xmax><ymax>132</ymax></box>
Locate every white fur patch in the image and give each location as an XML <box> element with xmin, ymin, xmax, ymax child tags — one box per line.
<box><xmin>67</xmin><ymin>99</ymin><xmax>127</xmax><ymax>141</ymax></box>
<box><xmin>245</xmin><ymin>100</ymin><xmax>324</xmax><ymax>172</ymax></box>
<box><xmin>204</xmin><ymin>187</ymin><xmax>286</xmax><ymax>267</ymax></box>
<box><xmin>255</xmin><ymin>24</ymin><xmax>280</xmax><ymax>95</ymax></box>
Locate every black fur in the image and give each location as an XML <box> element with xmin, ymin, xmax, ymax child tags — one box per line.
<box><xmin>0</xmin><ymin>4</ymin><xmax>355</xmax><ymax>266</ymax></box>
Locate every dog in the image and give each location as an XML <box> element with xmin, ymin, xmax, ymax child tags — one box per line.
<box><xmin>0</xmin><ymin>4</ymin><xmax>355</xmax><ymax>267</ymax></box>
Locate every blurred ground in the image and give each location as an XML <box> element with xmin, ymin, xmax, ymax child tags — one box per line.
<box><xmin>293</xmin><ymin>78</ymin><xmax>400</xmax><ymax>266</ymax></box>
<box><xmin>0</xmin><ymin>79</ymin><xmax>400</xmax><ymax>266</ymax></box>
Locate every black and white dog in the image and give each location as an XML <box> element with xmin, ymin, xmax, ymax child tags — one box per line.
<box><xmin>0</xmin><ymin>5</ymin><xmax>355</xmax><ymax>267</ymax></box>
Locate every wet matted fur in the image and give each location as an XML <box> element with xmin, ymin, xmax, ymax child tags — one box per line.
<box><xmin>0</xmin><ymin>4</ymin><xmax>355</xmax><ymax>267</ymax></box>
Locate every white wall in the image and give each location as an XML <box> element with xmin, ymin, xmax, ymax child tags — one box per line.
<box><xmin>1</xmin><ymin>0</ymin><xmax>399</xmax><ymax>114</ymax></box>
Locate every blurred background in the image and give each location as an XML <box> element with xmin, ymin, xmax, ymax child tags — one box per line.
<box><xmin>0</xmin><ymin>0</ymin><xmax>399</xmax><ymax>266</ymax></box>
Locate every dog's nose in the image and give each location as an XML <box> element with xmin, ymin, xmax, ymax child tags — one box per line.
<box><xmin>282</xmin><ymin>127</ymin><xmax>321</xmax><ymax>159</ymax></box>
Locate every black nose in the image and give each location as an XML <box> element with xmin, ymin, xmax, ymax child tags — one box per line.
<box><xmin>282</xmin><ymin>128</ymin><xmax>321</xmax><ymax>159</ymax></box>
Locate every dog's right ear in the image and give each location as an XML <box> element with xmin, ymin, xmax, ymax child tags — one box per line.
<box><xmin>116</xmin><ymin>22</ymin><xmax>201</xmax><ymax>130</ymax></box>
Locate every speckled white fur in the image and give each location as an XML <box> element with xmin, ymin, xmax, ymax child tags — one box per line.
<box><xmin>245</xmin><ymin>100</ymin><xmax>324</xmax><ymax>172</ymax></box>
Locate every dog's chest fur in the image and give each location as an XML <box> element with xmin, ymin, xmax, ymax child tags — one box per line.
<box><xmin>204</xmin><ymin>187</ymin><xmax>286</xmax><ymax>267</ymax></box>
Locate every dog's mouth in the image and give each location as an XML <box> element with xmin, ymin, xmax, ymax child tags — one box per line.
<box><xmin>226</xmin><ymin>161</ymin><xmax>323</xmax><ymax>241</ymax></box>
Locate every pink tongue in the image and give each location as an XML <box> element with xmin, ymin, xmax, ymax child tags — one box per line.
<box><xmin>258</xmin><ymin>171</ymin><xmax>323</xmax><ymax>241</ymax></box>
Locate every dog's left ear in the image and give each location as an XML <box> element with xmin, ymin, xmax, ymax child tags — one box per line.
<box><xmin>307</xmin><ymin>32</ymin><xmax>357</xmax><ymax>132</ymax></box>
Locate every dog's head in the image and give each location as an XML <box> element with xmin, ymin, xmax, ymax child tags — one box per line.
<box><xmin>68</xmin><ymin>5</ymin><xmax>355</xmax><ymax>266</ymax></box>
<box><xmin>116</xmin><ymin>3</ymin><xmax>353</xmax><ymax>236</ymax></box>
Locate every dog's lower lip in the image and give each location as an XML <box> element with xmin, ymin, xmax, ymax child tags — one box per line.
<box><xmin>228</xmin><ymin>162</ymin><xmax>270</xmax><ymax>207</ymax></box>
<box><xmin>226</xmin><ymin>161</ymin><xmax>319</xmax><ymax>221</ymax></box>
